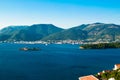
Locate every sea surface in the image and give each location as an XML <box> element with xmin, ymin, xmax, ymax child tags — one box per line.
<box><xmin>0</xmin><ymin>43</ymin><xmax>120</xmax><ymax>80</ymax></box>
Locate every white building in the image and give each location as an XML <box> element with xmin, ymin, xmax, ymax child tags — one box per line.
<box><xmin>108</xmin><ymin>78</ymin><xmax>115</xmax><ymax>80</ymax></box>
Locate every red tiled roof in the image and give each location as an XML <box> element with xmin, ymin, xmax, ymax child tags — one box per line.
<box><xmin>79</xmin><ymin>75</ymin><xmax>98</xmax><ymax>80</ymax></box>
<box><xmin>115</xmin><ymin>64</ymin><xmax>120</xmax><ymax>68</ymax></box>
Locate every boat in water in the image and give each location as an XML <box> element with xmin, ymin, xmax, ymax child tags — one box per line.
<box><xmin>19</xmin><ymin>47</ymin><xmax>40</xmax><ymax>51</ymax></box>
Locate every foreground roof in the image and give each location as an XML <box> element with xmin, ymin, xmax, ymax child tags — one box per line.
<box><xmin>115</xmin><ymin>64</ymin><xmax>120</xmax><ymax>68</ymax></box>
<box><xmin>79</xmin><ymin>75</ymin><xmax>98</xmax><ymax>80</ymax></box>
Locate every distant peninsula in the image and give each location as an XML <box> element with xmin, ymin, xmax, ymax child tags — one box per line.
<box><xmin>80</xmin><ymin>43</ymin><xmax>120</xmax><ymax>49</ymax></box>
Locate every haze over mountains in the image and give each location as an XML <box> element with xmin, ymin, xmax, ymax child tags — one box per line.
<box><xmin>0</xmin><ymin>23</ymin><xmax>120</xmax><ymax>42</ymax></box>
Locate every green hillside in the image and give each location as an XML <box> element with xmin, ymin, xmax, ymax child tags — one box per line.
<box><xmin>43</xmin><ymin>23</ymin><xmax>120</xmax><ymax>41</ymax></box>
<box><xmin>42</xmin><ymin>27</ymin><xmax>88</xmax><ymax>40</ymax></box>
<box><xmin>0</xmin><ymin>24</ymin><xmax>63</xmax><ymax>41</ymax></box>
<box><xmin>0</xmin><ymin>23</ymin><xmax>120</xmax><ymax>42</ymax></box>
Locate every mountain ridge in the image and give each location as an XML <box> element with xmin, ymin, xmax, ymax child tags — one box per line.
<box><xmin>0</xmin><ymin>24</ymin><xmax>64</xmax><ymax>41</ymax></box>
<box><xmin>0</xmin><ymin>23</ymin><xmax>120</xmax><ymax>42</ymax></box>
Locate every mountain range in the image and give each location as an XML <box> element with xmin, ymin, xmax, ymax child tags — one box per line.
<box><xmin>0</xmin><ymin>23</ymin><xmax>120</xmax><ymax>42</ymax></box>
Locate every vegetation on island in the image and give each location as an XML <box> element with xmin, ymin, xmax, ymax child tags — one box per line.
<box><xmin>80</xmin><ymin>43</ymin><xmax>120</xmax><ymax>49</ymax></box>
<box><xmin>95</xmin><ymin>69</ymin><xmax>120</xmax><ymax>80</ymax></box>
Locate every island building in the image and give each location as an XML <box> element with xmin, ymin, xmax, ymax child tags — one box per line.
<box><xmin>78</xmin><ymin>75</ymin><xmax>98</xmax><ymax>80</ymax></box>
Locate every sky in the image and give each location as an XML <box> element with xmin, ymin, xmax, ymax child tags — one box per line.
<box><xmin>0</xmin><ymin>0</ymin><xmax>120</xmax><ymax>29</ymax></box>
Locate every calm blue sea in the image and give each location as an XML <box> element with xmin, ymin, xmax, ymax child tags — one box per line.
<box><xmin>0</xmin><ymin>43</ymin><xmax>120</xmax><ymax>80</ymax></box>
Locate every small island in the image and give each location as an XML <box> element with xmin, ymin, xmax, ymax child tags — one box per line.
<box><xmin>19</xmin><ymin>47</ymin><xmax>40</xmax><ymax>51</ymax></box>
<box><xmin>80</xmin><ymin>43</ymin><xmax>120</xmax><ymax>49</ymax></box>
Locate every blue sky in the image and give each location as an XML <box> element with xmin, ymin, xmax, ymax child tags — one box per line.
<box><xmin>0</xmin><ymin>0</ymin><xmax>120</xmax><ymax>29</ymax></box>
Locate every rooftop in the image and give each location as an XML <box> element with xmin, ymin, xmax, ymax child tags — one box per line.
<box><xmin>79</xmin><ymin>75</ymin><xmax>98</xmax><ymax>80</ymax></box>
<box><xmin>115</xmin><ymin>64</ymin><xmax>120</xmax><ymax>68</ymax></box>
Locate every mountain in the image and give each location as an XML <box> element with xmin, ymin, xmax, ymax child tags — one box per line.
<box><xmin>0</xmin><ymin>26</ymin><xmax>27</xmax><ymax>41</ymax></box>
<box><xmin>42</xmin><ymin>27</ymin><xmax>88</xmax><ymax>40</ymax></box>
<box><xmin>0</xmin><ymin>24</ymin><xmax>63</xmax><ymax>41</ymax></box>
<box><xmin>0</xmin><ymin>23</ymin><xmax>120</xmax><ymax>42</ymax></box>
<box><xmin>42</xmin><ymin>23</ymin><xmax>120</xmax><ymax>41</ymax></box>
<box><xmin>82</xmin><ymin>23</ymin><xmax>120</xmax><ymax>41</ymax></box>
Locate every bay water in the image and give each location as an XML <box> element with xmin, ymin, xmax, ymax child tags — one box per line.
<box><xmin>0</xmin><ymin>43</ymin><xmax>120</xmax><ymax>80</ymax></box>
